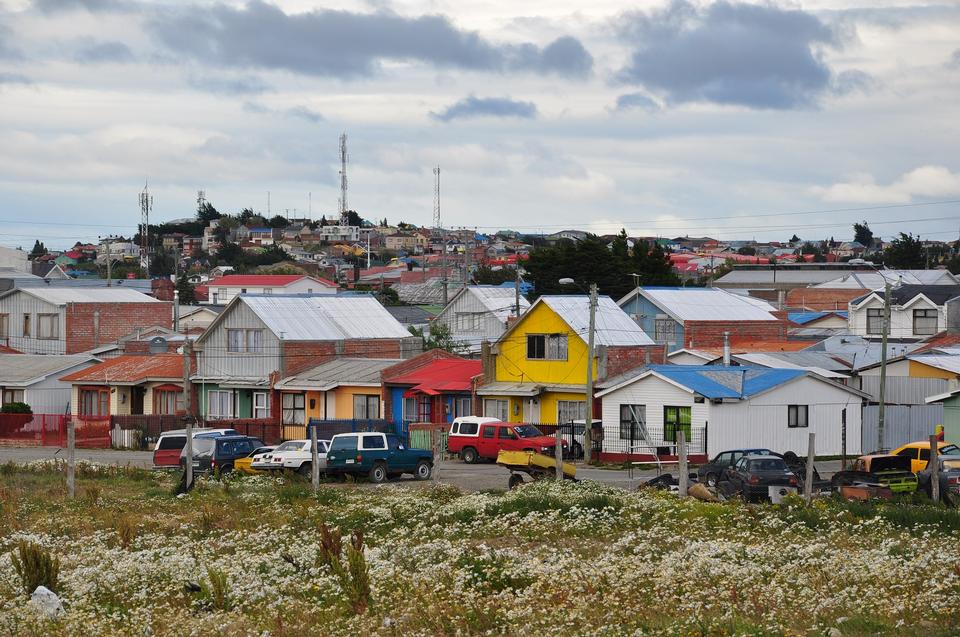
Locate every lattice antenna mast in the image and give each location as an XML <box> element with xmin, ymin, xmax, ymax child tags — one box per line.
<box><xmin>433</xmin><ymin>166</ymin><xmax>441</xmax><ymax>230</ymax></box>
<box><xmin>435</xmin><ymin>166</ymin><xmax>448</xmax><ymax>305</ymax></box>
<box><xmin>139</xmin><ymin>181</ymin><xmax>152</xmax><ymax>273</ymax></box>
<box><xmin>196</xmin><ymin>189</ymin><xmax>205</xmax><ymax>212</ymax></box>
<box><xmin>338</xmin><ymin>133</ymin><xmax>349</xmax><ymax>225</ymax></box>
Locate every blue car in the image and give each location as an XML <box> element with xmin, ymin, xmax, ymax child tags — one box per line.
<box><xmin>697</xmin><ymin>448</ymin><xmax>774</xmax><ymax>487</ymax></box>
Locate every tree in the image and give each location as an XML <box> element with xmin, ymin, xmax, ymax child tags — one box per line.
<box><xmin>176</xmin><ymin>274</ymin><xmax>196</xmax><ymax>304</ymax></box>
<box><xmin>149</xmin><ymin>247</ymin><xmax>176</xmax><ymax>277</ymax></box>
<box><xmin>853</xmin><ymin>221</ymin><xmax>874</xmax><ymax>249</ymax></box>
<box><xmin>737</xmin><ymin>246</ymin><xmax>756</xmax><ymax>256</ymax></box>
<box><xmin>268</xmin><ymin>215</ymin><xmax>288</xmax><ymax>228</ymax></box>
<box><xmin>410</xmin><ymin>323</ymin><xmax>469</xmax><ymax>354</ymax></box>
<box><xmin>29</xmin><ymin>241</ymin><xmax>48</xmax><ymax>260</ymax></box>
<box><xmin>884</xmin><ymin>232</ymin><xmax>925</xmax><ymax>269</ymax></box>
<box><xmin>789</xmin><ymin>234</ymin><xmax>800</xmax><ymax>244</ymax></box>
<box><xmin>197</xmin><ymin>201</ymin><xmax>222</xmax><ymax>223</ymax></box>
<box><xmin>345</xmin><ymin>211</ymin><xmax>364</xmax><ymax>227</ymax></box>
<box><xmin>473</xmin><ymin>265</ymin><xmax>517</xmax><ymax>285</ymax></box>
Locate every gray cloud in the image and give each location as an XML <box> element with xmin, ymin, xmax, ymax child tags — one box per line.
<box><xmin>832</xmin><ymin>69</ymin><xmax>876</xmax><ymax>95</ymax></box>
<box><xmin>32</xmin><ymin>0</ymin><xmax>124</xmax><ymax>12</ymax></box>
<box><xmin>74</xmin><ymin>40</ymin><xmax>135</xmax><ymax>64</ymax></box>
<box><xmin>617</xmin><ymin>0</ymin><xmax>864</xmax><ymax>109</ymax></box>
<box><xmin>0</xmin><ymin>72</ymin><xmax>31</xmax><ymax>85</ymax></box>
<box><xmin>614</xmin><ymin>93</ymin><xmax>660</xmax><ymax>112</ymax></box>
<box><xmin>949</xmin><ymin>49</ymin><xmax>960</xmax><ymax>69</ymax></box>
<box><xmin>431</xmin><ymin>95</ymin><xmax>537</xmax><ymax>122</ymax></box>
<box><xmin>147</xmin><ymin>1</ymin><xmax>592</xmax><ymax>79</ymax></box>
<box><xmin>187</xmin><ymin>74</ymin><xmax>271</xmax><ymax>95</ymax></box>
<box><xmin>285</xmin><ymin>106</ymin><xmax>323</xmax><ymax>123</ymax></box>
<box><xmin>0</xmin><ymin>23</ymin><xmax>23</xmax><ymax>60</ymax></box>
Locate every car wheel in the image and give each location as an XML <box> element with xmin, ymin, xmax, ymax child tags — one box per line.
<box><xmin>571</xmin><ymin>442</ymin><xmax>583</xmax><ymax>460</ymax></box>
<box><xmin>462</xmin><ymin>447</ymin><xmax>478</xmax><ymax>464</ymax></box>
<box><xmin>369</xmin><ymin>463</ymin><xmax>387</xmax><ymax>484</ymax></box>
<box><xmin>705</xmin><ymin>472</ymin><xmax>718</xmax><ymax>488</ymax></box>
<box><xmin>414</xmin><ymin>460</ymin><xmax>432</xmax><ymax>480</ymax></box>
<box><xmin>297</xmin><ymin>463</ymin><xmax>312</xmax><ymax>478</ymax></box>
<box><xmin>508</xmin><ymin>473</ymin><xmax>524</xmax><ymax>489</ymax></box>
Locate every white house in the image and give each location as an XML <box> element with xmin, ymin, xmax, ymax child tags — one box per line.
<box><xmin>204</xmin><ymin>274</ymin><xmax>338</xmax><ymax>305</ymax></box>
<box><xmin>0</xmin><ymin>354</ymin><xmax>99</xmax><ymax>413</ymax></box>
<box><xmin>0</xmin><ymin>246</ymin><xmax>29</xmax><ymax>273</ymax></box>
<box><xmin>315</xmin><ymin>225</ymin><xmax>360</xmax><ymax>243</ymax></box>
<box><xmin>596</xmin><ymin>365</ymin><xmax>867</xmax><ymax>459</ymax></box>
<box><xmin>431</xmin><ymin>286</ymin><xmax>531</xmax><ymax>352</ymax></box>
<box><xmin>848</xmin><ymin>284</ymin><xmax>960</xmax><ymax>340</ymax></box>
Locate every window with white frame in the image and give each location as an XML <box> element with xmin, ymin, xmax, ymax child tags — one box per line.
<box><xmin>483</xmin><ymin>398</ymin><xmax>509</xmax><ymax>421</ymax></box>
<box><xmin>2</xmin><ymin>389</ymin><xmax>24</xmax><ymax>405</ymax></box>
<box><xmin>654</xmin><ymin>318</ymin><xmax>676</xmax><ymax>343</ymax></box>
<box><xmin>281</xmin><ymin>393</ymin><xmax>303</xmax><ymax>424</ymax></box>
<box><xmin>254</xmin><ymin>391</ymin><xmax>271</xmax><ymax>419</ymax></box>
<box><xmin>455</xmin><ymin>312</ymin><xmax>483</xmax><ymax>331</ymax></box>
<box><xmin>403</xmin><ymin>397</ymin><xmax>417</xmax><ymax>422</ymax></box>
<box><xmin>207</xmin><ymin>390</ymin><xmax>234</xmax><ymax>419</ymax></box>
<box><xmin>557</xmin><ymin>400</ymin><xmax>585</xmax><ymax>424</ymax></box>
<box><xmin>788</xmin><ymin>404</ymin><xmax>808</xmax><ymax>428</ymax></box>
<box><xmin>227</xmin><ymin>328</ymin><xmax>264</xmax><ymax>353</ymax></box>
<box><xmin>353</xmin><ymin>394</ymin><xmax>380</xmax><ymax>419</ymax></box>
<box><xmin>455</xmin><ymin>396</ymin><xmax>472</xmax><ymax>418</ymax></box>
<box><xmin>912</xmin><ymin>309</ymin><xmax>938</xmax><ymax>336</ymax></box>
<box><xmin>37</xmin><ymin>314</ymin><xmax>59</xmax><ymax>340</ymax></box>
<box><xmin>866</xmin><ymin>308</ymin><xmax>884</xmax><ymax>335</ymax></box>
<box><xmin>619</xmin><ymin>404</ymin><xmax>646</xmax><ymax>440</ymax></box>
<box><xmin>154</xmin><ymin>388</ymin><xmax>183</xmax><ymax>415</ymax></box>
<box><xmin>526</xmin><ymin>334</ymin><xmax>568</xmax><ymax>360</ymax></box>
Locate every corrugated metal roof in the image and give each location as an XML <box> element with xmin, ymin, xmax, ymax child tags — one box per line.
<box><xmin>633</xmin><ymin>287</ymin><xmax>779</xmax><ymax>322</ymax></box>
<box><xmin>388</xmin><ymin>359</ymin><xmax>482</xmax><ymax>391</ymax></box>
<box><xmin>538</xmin><ymin>295</ymin><xmax>655</xmax><ymax>346</ymax></box>
<box><xmin>12</xmin><ymin>287</ymin><xmax>160</xmax><ymax>304</ymax></box>
<box><xmin>467</xmin><ymin>286</ymin><xmax>530</xmax><ymax>321</ymax></box>
<box><xmin>813</xmin><ymin>270</ymin><xmax>959</xmax><ymax>289</ymax></box>
<box><xmin>242</xmin><ymin>295</ymin><xmax>412</xmax><ymax>341</ymax></box>
<box><xmin>656</xmin><ymin>365</ymin><xmax>806</xmax><ymax>398</ymax></box>
<box><xmin>276</xmin><ymin>357</ymin><xmax>402</xmax><ymax>390</ymax></box>
<box><xmin>788</xmin><ymin>311</ymin><xmax>847</xmax><ymax>325</ymax></box>
<box><xmin>210</xmin><ymin>274</ymin><xmax>337</xmax><ymax>287</ymax></box>
<box><xmin>0</xmin><ymin>354</ymin><xmax>97</xmax><ymax>385</ymax></box>
<box><xmin>60</xmin><ymin>354</ymin><xmax>184</xmax><ymax>383</ymax></box>
<box><xmin>907</xmin><ymin>354</ymin><xmax>960</xmax><ymax>374</ymax></box>
<box><xmin>732</xmin><ymin>353</ymin><xmax>849</xmax><ymax>378</ymax></box>
<box><xmin>715</xmin><ymin>270</ymin><xmax>848</xmax><ymax>285</ymax></box>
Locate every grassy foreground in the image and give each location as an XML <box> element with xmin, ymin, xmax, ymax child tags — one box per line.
<box><xmin>1</xmin><ymin>461</ymin><xmax>960</xmax><ymax>636</ymax></box>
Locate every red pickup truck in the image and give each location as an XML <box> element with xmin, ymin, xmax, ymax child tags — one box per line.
<box><xmin>447</xmin><ymin>417</ymin><xmax>567</xmax><ymax>464</ymax></box>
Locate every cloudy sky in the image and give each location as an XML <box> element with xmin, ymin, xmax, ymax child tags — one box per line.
<box><xmin>1</xmin><ymin>0</ymin><xmax>958</xmax><ymax>249</ymax></box>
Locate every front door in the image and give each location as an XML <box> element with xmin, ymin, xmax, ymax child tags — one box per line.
<box><xmin>130</xmin><ymin>387</ymin><xmax>145</xmax><ymax>415</ymax></box>
<box><xmin>525</xmin><ymin>398</ymin><xmax>540</xmax><ymax>423</ymax></box>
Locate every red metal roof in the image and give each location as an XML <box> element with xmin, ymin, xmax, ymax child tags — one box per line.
<box><xmin>387</xmin><ymin>359</ymin><xmax>482</xmax><ymax>393</ymax></box>
<box><xmin>913</xmin><ymin>331</ymin><xmax>960</xmax><ymax>354</ymax></box>
<box><xmin>61</xmin><ymin>354</ymin><xmax>187</xmax><ymax>384</ymax></box>
<box><xmin>209</xmin><ymin>274</ymin><xmax>337</xmax><ymax>288</ymax></box>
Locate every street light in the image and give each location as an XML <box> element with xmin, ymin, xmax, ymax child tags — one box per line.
<box><xmin>558</xmin><ymin>278</ymin><xmax>598</xmax><ymax>471</ymax></box>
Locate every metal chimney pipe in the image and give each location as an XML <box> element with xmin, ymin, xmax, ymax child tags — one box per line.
<box><xmin>723</xmin><ymin>331</ymin><xmax>731</xmax><ymax>366</ymax></box>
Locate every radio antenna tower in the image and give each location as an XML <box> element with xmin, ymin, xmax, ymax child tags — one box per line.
<box><xmin>196</xmin><ymin>189</ymin><xmax>205</xmax><ymax>212</ymax></box>
<box><xmin>434</xmin><ymin>166</ymin><xmax>448</xmax><ymax>305</ymax></box>
<box><xmin>139</xmin><ymin>181</ymin><xmax>152</xmax><ymax>274</ymax></box>
<box><xmin>338</xmin><ymin>133</ymin><xmax>349</xmax><ymax>225</ymax></box>
<box><xmin>433</xmin><ymin>166</ymin><xmax>441</xmax><ymax>230</ymax></box>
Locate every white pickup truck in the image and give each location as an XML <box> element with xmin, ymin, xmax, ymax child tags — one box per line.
<box><xmin>251</xmin><ymin>439</ymin><xmax>330</xmax><ymax>476</ymax></box>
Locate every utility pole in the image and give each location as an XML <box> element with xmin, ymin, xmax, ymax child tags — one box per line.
<box><xmin>583</xmin><ymin>283</ymin><xmax>598</xmax><ymax>464</ymax></box>
<box><xmin>514</xmin><ymin>268</ymin><xmax>521</xmax><ymax>317</ymax></box>
<box><xmin>930</xmin><ymin>434</ymin><xmax>940</xmax><ymax>503</ymax></box>
<box><xmin>463</xmin><ymin>231</ymin><xmax>471</xmax><ymax>288</ymax></box>
<box><xmin>804</xmin><ymin>433</ymin><xmax>815</xmax><ymax>504</ymax></box>
<box><xmin>66</xmin><ymin>419</ymin><xmax>75</xmax><ymax>499</ymax></box>
<box><xmin>310</xmin><ymin>421</ymin><xmax>320</xmax><ymax>490</ymax></box>
<box><xmin>105</xmin><ymin>239</ymin><xmax>112</xmax><ymax>285</ymax></box>
<box><xmin>183</xmin><ymin>339</ymin><xmax>194</xmax><ymax>490</ymax></box>
<box><xmin>877</xmin><ymin>279</ymin><xmax>892</xmax><ymax>451</ymax></box>
<box><xmin>677</xmin><ymin>429</ymin><xmax>688</xmax><ymax>497</ymax></box>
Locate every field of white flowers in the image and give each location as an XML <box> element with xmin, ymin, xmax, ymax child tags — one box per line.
<box><xmin>1</xmin><ymin>460</ymin><xmax>960</xmax><ymax>636</ymax></box>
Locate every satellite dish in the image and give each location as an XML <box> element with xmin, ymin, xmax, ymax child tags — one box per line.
<box><xmin>149</xmin><ymin>336</ymin><xmax>168</xmax><ymax>354</ymax></box>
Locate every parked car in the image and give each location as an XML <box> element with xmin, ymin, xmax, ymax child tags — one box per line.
<box><xmin>917</xmin><ymin>456</ymin><xmax>960</xmax><ymax>505</ymax></box>
<box><xmin>720</xmin><ymin>454</ymin><xmax>798</xmax><ymax>502</ymax></box>
<box><xmin>326</xmin><ymin>432</ymin><xmax>433</xmax><ymax>483</ymax></box>
<box><xmin>697</xmin><ymin>448</ymin><xmax>774</xmax><ymax>487</ymax></box>
<box><xmin>447</xmin><ymin>417</ymin><xmax>567</xmax><ymax>464</ymax></box>
<box><xmin>251</xmin><ymin>439</ymin><xmax>330</xmax><ymax>477</ymax></box>
<box><xmin>234</xmin><ymin>445</ymin><xmax>277</xmax><ymax>475</ymax></box>
<box><xmin>831</xmin><ymin>454</ymin><xmax>918</xmax><ymax>493</ymax></box>
<box><xmin>889</xmin><ymin>440</ymin><xmax>960</xmax><ymax>473</ymax></box>
<box><xmin>152</xmin><ymin>428</ymin><xmax>240</xmax><ymax>469</ymax></box>
<box><xmin>180</xmin><ymin>435</ymin><xmax>265</xmax><ymax>474</ymax></box>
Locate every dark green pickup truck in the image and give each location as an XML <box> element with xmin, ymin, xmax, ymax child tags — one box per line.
<box><xmin>326</xmin><ymin>432</ymin><xmax>434</xmax><ymax>483</ymax></box>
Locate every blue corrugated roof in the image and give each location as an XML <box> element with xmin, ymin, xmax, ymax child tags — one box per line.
<box><xmin>647</xmin><ymin>365</ymin><xmax>806</xmax><ymax>399</ymax></box>
<box><xmin>789</xmin><ymin>311</ymin><xmax>848</xmax><ymax>325</ymax></box>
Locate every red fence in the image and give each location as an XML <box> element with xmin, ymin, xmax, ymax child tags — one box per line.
<box><xmin>0</xmin><ymin>414</ymin><xmax>111</xmax><ymax>448</ymax></box>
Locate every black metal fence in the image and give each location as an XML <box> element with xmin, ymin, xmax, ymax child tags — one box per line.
<box><xmin>305</xmin><ymin>418</ymin><xmax>401</xmax><ymax>442</ymax></box>
<box><xmin>522</xmin><ymin>422</ymin><xmax>707</xmax><ymax>460</ymax></box>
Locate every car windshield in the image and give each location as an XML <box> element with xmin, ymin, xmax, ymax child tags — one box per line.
<box><xmin>942</xmin><ymin>459</ymin><xmax>960</xmax><ymax>471</ymax></box>
<box><xmin>513</xmin><ymin>425</ymin><xmax>543</xmax><ymax>438</ymax></box>
<box><xmin>940</xmin><ymin>444</ymin><xmax>960</xmax><ymax>456</ymax></box>
<box><xmin>330</xmin><ymin>436</ymin><xmax>357</xmax><ymax>451</ymax></box>
<box><xmin>275</xmin><ymin>441</ymin><xmax>307</xmax><ymax>452</ymax></box>
<box><xmin>186</xmin><ymin>439</ymin><xmax>215</xmax><ymax>457</ymax></box>
<box><xmin>748</xmin><ymin>458</ymin><xmax>788</xmax><ymax>472</ymax></box>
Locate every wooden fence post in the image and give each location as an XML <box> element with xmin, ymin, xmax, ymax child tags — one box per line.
<box><xmin>310</xmin><ymin>422</ymin><xmax>320</xmax><ymax>490</ymax></box>
<box><xmin>930</xmin><ymin>434</ymin><xmax>940</xmax><ymax>504</ymax></box>
<box><xmin>67</xmin><ymin>419</ymin><xmax>75</xmax><ymax>499</ymax></box>
<box><xmin>804</xmin><ymin>433</ymin><xmax>815</xmax><ymax>504</ymax></box>
<box><xmin>677</xmin><ymin>430</ymin><xmax>688</xmax><ymax>497</ymax></box>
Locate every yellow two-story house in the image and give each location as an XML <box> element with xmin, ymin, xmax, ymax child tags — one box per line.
<box><xmin>477</xmin><ymin>295</ymin><xmax>663</xmax><ymax>424</ymax></box>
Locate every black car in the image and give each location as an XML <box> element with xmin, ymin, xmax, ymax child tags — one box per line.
<box><xmin>721</xmin><ymin>454</ymin><xmax>798</xmax><ymax>502</ymax></box>
<box><xmin>698</xmin><ymin>448</ymin><xmax>774</xmax><ymax>487</ymax></box>
<box><xmin>917</xmin><ymin>456</ymin><xmax>960</xmax><ymax>506</ymax></box>
<box><xmin>180</xmin><ymin>435</ymin><xmax>265</xmax><ymax>474</ymax></box>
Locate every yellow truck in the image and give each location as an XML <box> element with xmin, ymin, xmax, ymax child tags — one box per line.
<box><xmin>496</xmin><ymin>450</ymin><xmax>577</xmax><ymax>489</ymax></box>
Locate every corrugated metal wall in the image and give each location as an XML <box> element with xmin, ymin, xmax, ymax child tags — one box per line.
<box><xmin>858</xmin><ymin>376</ymin><xmax>948</xmax><ymax>404</ymax></box>
<box><xmin>861</xmin><ymin>404</ymin><xmax>944</xmax><ymax>451</ymax></box>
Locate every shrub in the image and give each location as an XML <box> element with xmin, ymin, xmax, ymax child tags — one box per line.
<box><xmin>115</xmin><ymin>516</ymin><xmax>138</xmax><ymax>550</ymax></box>
<box><xmin>316</xmin><ymin>523</ymin><xmax>372</xmax><ymax>614</ymax></box>
<box><xmin>202</xmin><ymin>567</ymin><xmax>232</xmax><ymax>611</ymax></box>
<box><xmin>1</xmin><ymin>402</ymin><xmax>32</xmax><ymax>414</ymax></box>
<box><xmin>10</xmin><ymin>541</ymin><xmax>60</xmax><ymax>595</ymax></box>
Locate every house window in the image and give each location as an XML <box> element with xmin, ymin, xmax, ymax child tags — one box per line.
<box><xmin>79</xmin><ymin>388</ymin><xmax>109</xmax><ymax>418</ymax></box>
<box><xmin>663</xmin><ymin>406</ymin><xmax>692</xmax><ymax>443</ymax></box>
<box><xmin>454</xmin><ymin>396</ymin><xmax>472</xmax><ymax>418</ymax></box>
<box><xmin>866</xmin><ymin>308</ymin><xmax>884</xmax><ymax>335</ymax></box>
<box><xmin>557</xmin><ymin>400</ymin><xmax>585</xmax><ymax>424</ymax></box>
<box><xmin>788</xmin><ymin>405</ymin><xmax>809</xmax><ymax>428</ymax></box>
<box><xmin>281</xmin><ymin>393</ymin><xmax>304</xmax><ymax>424</ymax></box>
<box><xmin>2</xmin><ymin>389</ymin><xmax>24</xmax><ymax>405</ymax></box>
<box><xmin>403</xmin><ymin>397</ymin><xmax>417</xmax><ymax>422</ymax></box>
<box><xmin>455</xmin><ymin>313</ymin><xmax>482</xmax><ymax>331</ymax></box>
<box><xmin>227</xmin><ymin>329</ymin><xmax>264</xmax><ymax>353</ymax></box>
<box><xmin>207</xmin><ymin>390</ymin><xmax>234</xmax><ymax>419</ymax></box>
<box><xmin>416</xmin><ymin>397</ymin><xmax>432</xmax><ymax>423</ymax></box>
<box><xmin>654</xmin><ymin>319</ymin><xmax>675</xmax><ymax>344</ymax></box>
<box><xmin>37</xmin><ymin>314</ymin><xmax>59</xmax><ymax>340</ymax></box>
<box><xmin>0</xmin><ymin>314</ymin><xmax>8</xmax><ymax>338</ymax></box>
<box><xmin>619</xmin><ymin>404</ymin><xmax>646</xmax><ymax>440</ymax></box>
<box><xmin>912</xmin><ymin>309</ymin><xmax>938</xmax><ymax>336</ymax></box>
<box><xmin>353</xmin><ymin>394</ymin><xmax>380</xmax><ymax>419</ymax></box>
<box><xmin>154</xmin><ymin>388</ymin><xmax>183</xmax><ymax>415</ymax></box>
<box><xmin>483</xmin><ymin>399</ymin><xmax>509</xmax><ymax>421</ymax></box>
<box><xmin>262</xmin><ymin>288</ymin><xmax>273</xmax><ymax>295</ymax></box>
<box><xmin>253</xmin><ymin>392</ymin><xmax>270</xmax><ymax>419</ymax></box>
<box><xmin>22</xmin><ymin>314</ymin><xmax>30</xmax><ymax>337</ymax></box>
<box><xmin>526</xmin><ymin>334</ymin><xmax>567</xmax><ymax>360</ymax></box>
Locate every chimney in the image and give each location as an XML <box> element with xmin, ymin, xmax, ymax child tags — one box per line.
<box><xmin>722</xmin><ymin>331</ymin><xmax>731</xmax><ymax>366</ymax></box>
<box><xmin>481</xmin><ymin>341</ymin><xmax>495</xmax><ymax>382</ymax></box>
